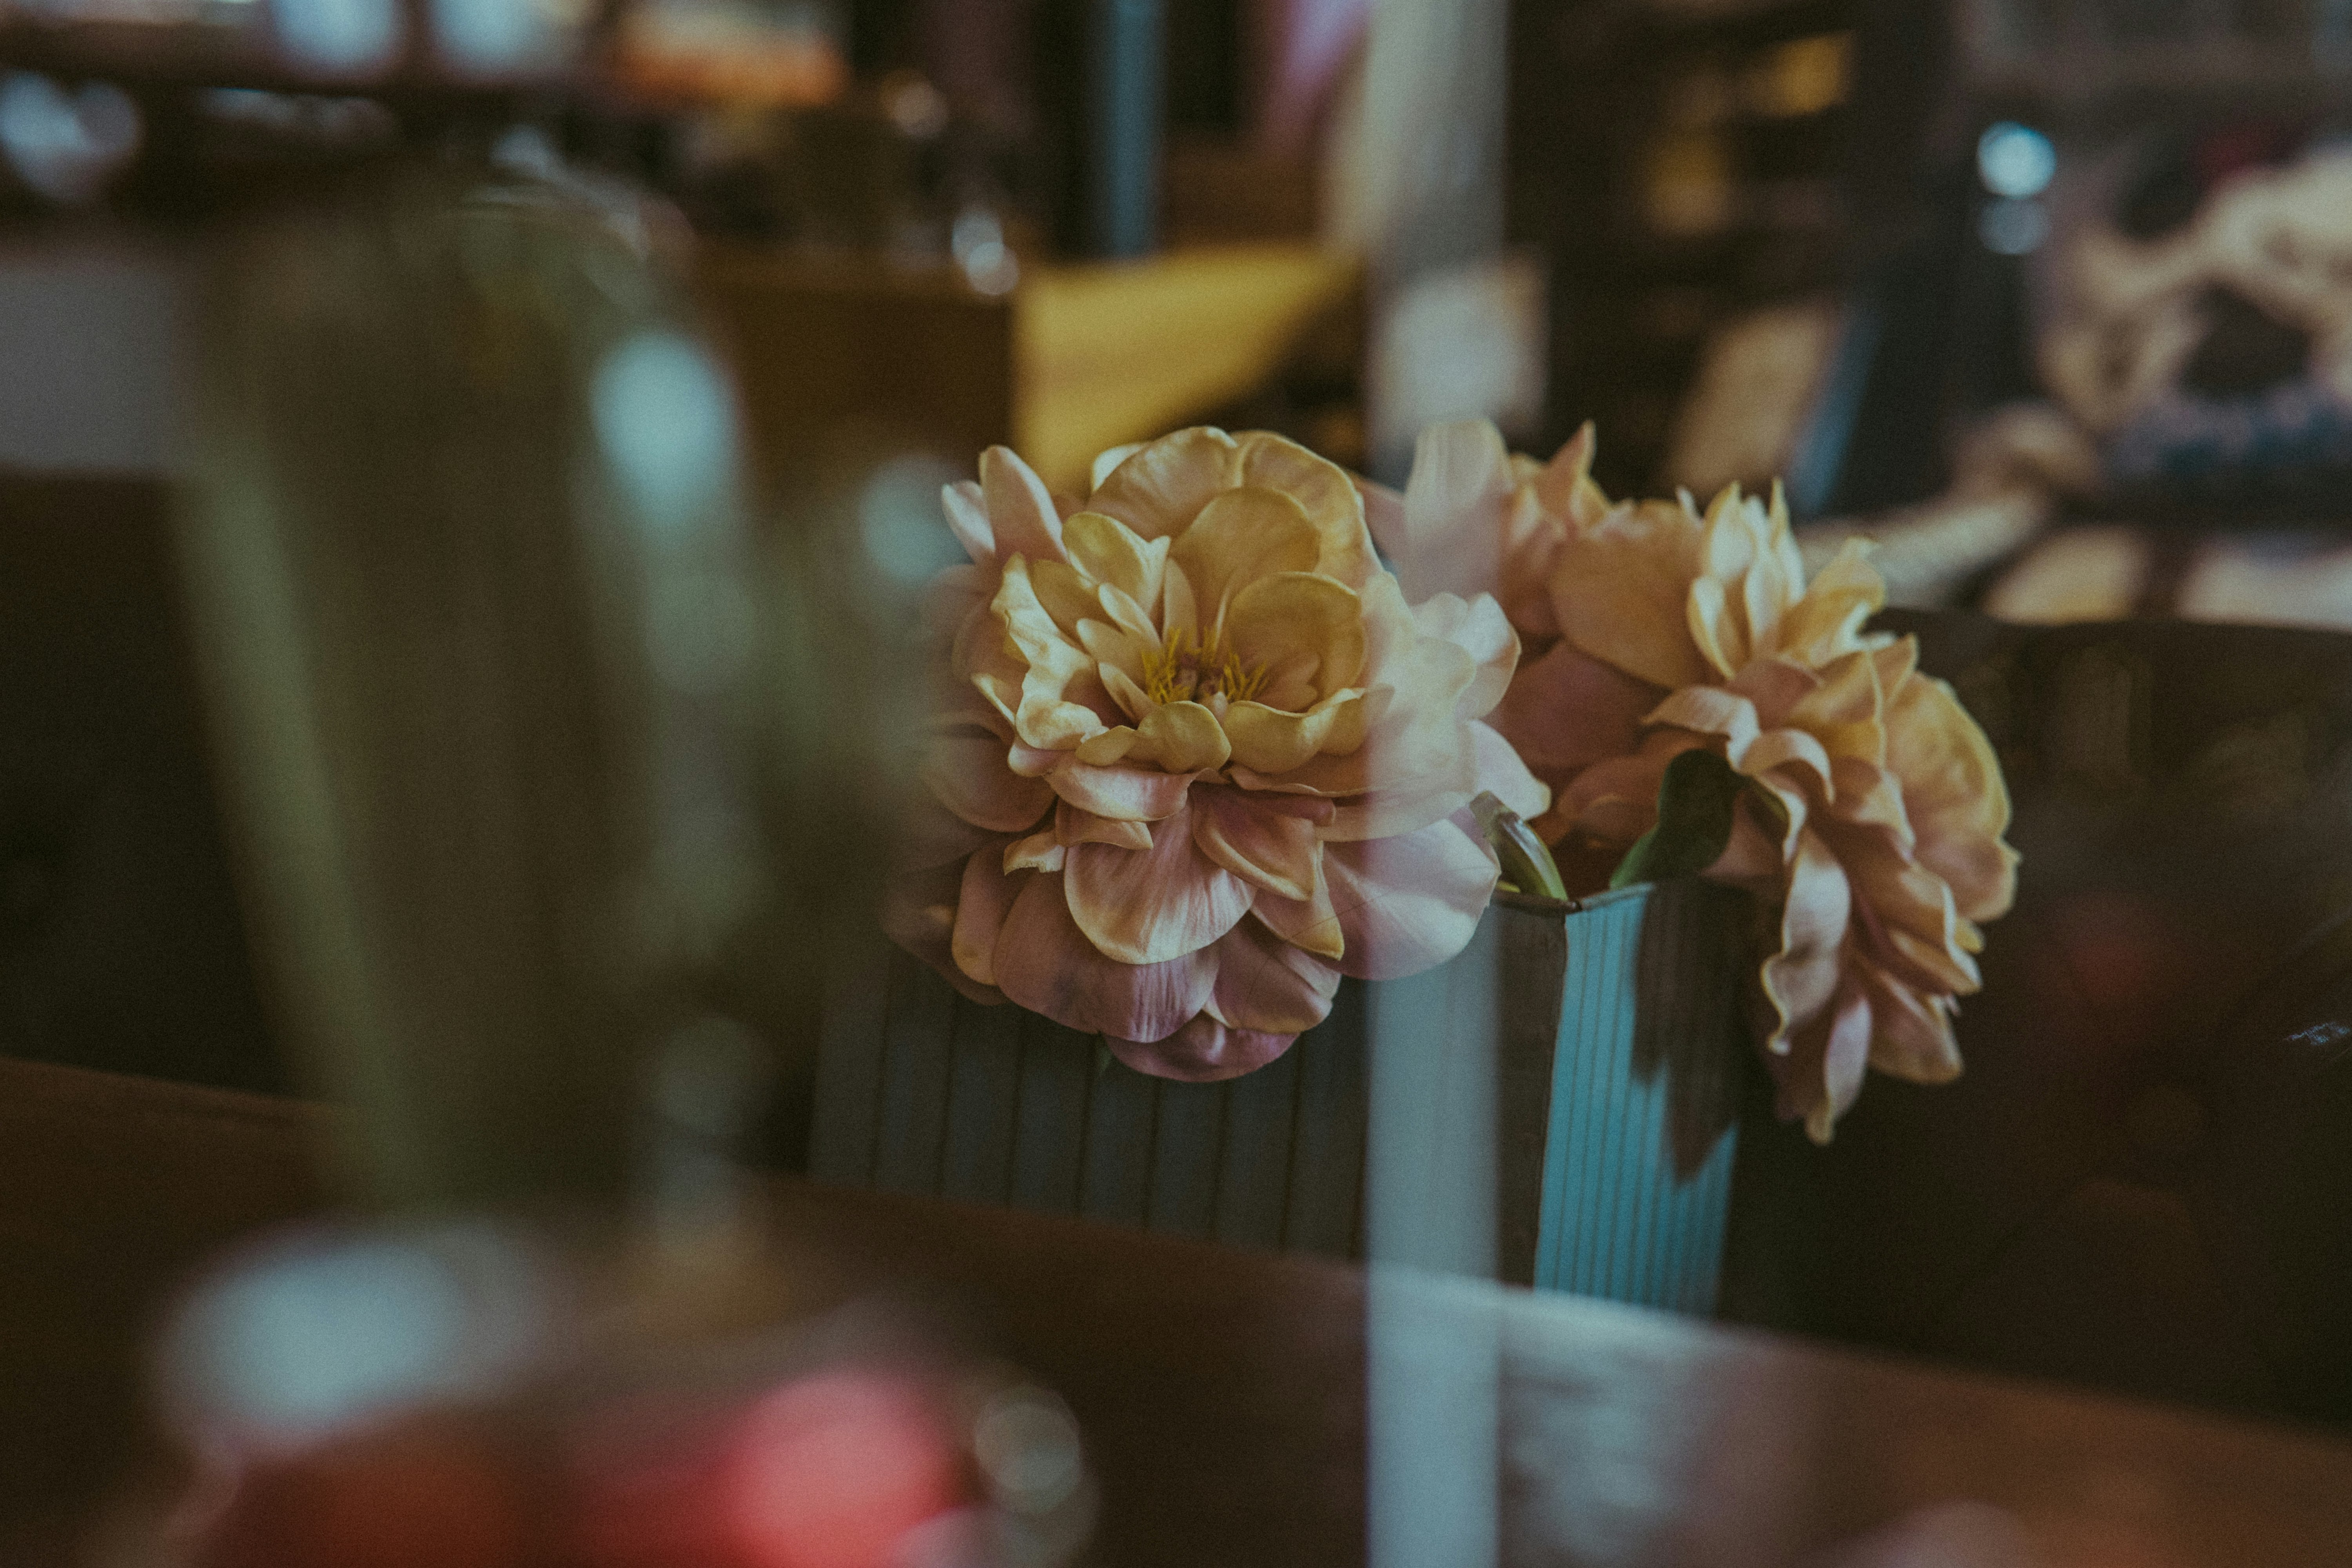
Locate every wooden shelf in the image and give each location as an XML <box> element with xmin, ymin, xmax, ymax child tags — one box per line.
<box><xmin>1016</xmin><ymin>243</ymin><xmax>1358</xmax><ymax>489</ymax></box>
<box><xmin>697</xmin><ymin>241</ymin><xmax>1359</xmax><ymax>495</ymax></box>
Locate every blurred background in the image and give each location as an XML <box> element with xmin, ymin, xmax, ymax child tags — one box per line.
<box><xmin>10</xmin><ymin>0</ymin><xmax>2352</xmax><ymax>1561</ymax></box>
<box><xmin>16</xmin><ymin>0</ymin><xmax>2352</xmax><ymax>1100</ymax></box>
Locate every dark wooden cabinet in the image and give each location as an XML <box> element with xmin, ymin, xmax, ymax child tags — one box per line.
<box><xmin>0</xmin><ymin>472</ymin><xmax>284</xmax><ymax>1094</ymax></box>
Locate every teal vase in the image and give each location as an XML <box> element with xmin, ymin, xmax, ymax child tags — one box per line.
<box><xmin>809</xmin><ymin>878</ymin><xmax>1757</xmax><ymax>1316</ymax></box>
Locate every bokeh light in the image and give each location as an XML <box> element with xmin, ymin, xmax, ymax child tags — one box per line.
<box><xmin>719</xmin><ymin>1372</ymin><xmax>966</xmax><ymax>1568</ymax></box>
<box><xmin>593</xmin><ymin>329</ymin><xmax>741</xmax><ymax>535</ymax></box>
<box><xmin>161</xmin><ymin>1223</ymin><xmax>559</xmax><ymax>1453</ymax></box>
<box><xmin>272</xmin><ymin>0</ymin><xmax>406</xmax><ymax>75</ymax></box>
<box><xmin>1977</xmin><ymin>122</ymin><xmax>2056</xmax><ymax>200</ymax></box>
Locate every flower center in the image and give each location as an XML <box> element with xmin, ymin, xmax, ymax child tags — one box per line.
<box><xmin>1141</xmin><ymin>628</ymin><xmax>1270</xmax><ymax>706</ymax></box>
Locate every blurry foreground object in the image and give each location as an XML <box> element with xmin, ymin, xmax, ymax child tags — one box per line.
<box><xmin>152</xmin><ymin>136</ymin><xmax>1093</xmax><ymax>1568</ymax></box>
<box><xmin>149</xmin><ymin>1223</ymin><xmax>1092</xmax><ymax>1568</ymax></box>
<box><xmin>173</xmin><ymin>149</ymin><xmax>769</xmax><ymax>1213</ymax></box>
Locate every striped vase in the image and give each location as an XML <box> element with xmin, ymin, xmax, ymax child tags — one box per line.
<box><xmin>807</xmin><ymin>878</ymin><xmax>1757</xmax><ymax>1316</ymax></box>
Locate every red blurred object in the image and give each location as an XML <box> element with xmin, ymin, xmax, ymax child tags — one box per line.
<box><xmin>191</xmin><ymin>1419</ymin><xmax>534</xmax><ymax>1568</ymax></box>
<box><xmin>721</xmin><ymin>1374</ymin><xmax>967</xmax><ymax>1568</ymax></box>
<box><xmin>575</xmin><ymin>1370</ymin><xmax>969</xmax><ymax>1568</ymax></box>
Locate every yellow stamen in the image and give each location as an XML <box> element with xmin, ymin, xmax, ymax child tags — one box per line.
<box><xmin>1141</xmin><ymin>626</ymin><xmax>1266</xmax><ymax>705</ymax></box>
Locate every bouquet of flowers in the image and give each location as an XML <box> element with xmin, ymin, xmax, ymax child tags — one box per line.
<box><xmin>885</xmin><ymin>428</ymin><xmax>1548</xmax><ymax>1084</ymax></box>
<box><xmin>1376</xmin><ymin>421</ymin><xmax>2020</xmax><ymax>1141</ymax></box>
<box><xmin>890</xmin><ymin>422</ymin><xmax>2018</xmax><ymax>1142</ymax></box>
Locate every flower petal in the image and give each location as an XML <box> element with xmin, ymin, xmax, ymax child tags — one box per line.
<box><xmin>1397</xmin><ymin>419</ymin><xmax>1513</xmax><ymax>603</ymax></box>
<box><xmin>1358</xmin><ymin>475</ymin><xmax>1407</xmax><ymax>561</ymax></box>
<box><xmin>1855</xmin><ymin>953</ymin><xmax>1963</xmax><ymax>1085</ymax></box>
<box><xmin>1089</xmin><ymin>425</ymin><xmax>1387</xmax><ymax>587</ymax></box>
<box><xmin>1251</xmin><ymin>591</ymin><xmax>1476</xmax><ymax>798</ymax></box>
<box><xmin>1205</xmin><ymin>915</ymin><xmax>1341</xmax><ymax>1033</ymax></box>
<box><xmin>1107</xmin><ymin>1015</ymin><xmax>1296</xmax><ymax>1082</ymax></box>
<box><xmin>1002</xmin><ymin>826</ymin><xmax>1065</xmax><ymax>875</ymax></box>
<box><xmin>1056</xmin><ymin>799</ymin><xmax>1153</xmax><ymax>849</ymax></box>
<box><xmin>1556</xmin><ymin>741</ymin><xmax>1685</xmax><ymax>846</ymax></box>
<box><xmin>1189</xmin><ymin>783</ymin><xmax>1323</xmax><ymax>901</ymax></box>
<box><xmin>1409</xmin><ymin>592</ymin><xmax>1519</xmax><ymax>720</ymax></box>
<box><xmin>1787</xmin><ymin>648</ymin><xmax>1887</xmax><ymax>766</ymax></box>
<box><xmin>1029</xmin><ymin>559</ymin><xmax>1105</xmax><ymax>635</ymax></box>
<box><xmin>1077</xmin><ymin>615</ymin><xmax>1138</xmax><ymax>675</ymax></box>
<box><xmin>1728</xmin><ymin>655</ymin><xmax>1822</xmax><ymax>726</ymax></box>
<box><xmin>1688</xmin><ymin>573</ymin><xmax>1745</xmax><ymax>682</ymax></box>
<box><xmin>1224</xmin><ymin>688</ymin><xmax>1365</xmax><ymax>774</ymax></box>
<box><xmin>1775</xmin><ymin>972</ymin><xmax>1873</xmax><ymax>1144</ymax></box>
<box><xmin>1321</xmin><ymin>782</ymin><xmax>1472</xmax><ymax>844</ymax></box>
<box><xmin>980</xmin><ymin>445</ymin><xmax>1067</xmax><ymax>565</ymax></box>
<box><xmin>1075</xmin><ymin>726</ymin><xmax>1138</xmax><ymax>765</ymax></box>
<box><xmin>1160</xmin><ymin>562</ymin><xmax>1199</xmax><ymax>645</ymax></box>
<box><xmin>1772</xmin><ymin>538</ymin><xmax>1886</xmax><ymax>666</ymax></box>
<box><xmin>1008</xmin><ymin>742</ymin><xmax>1063</xmax><ymax>777</ymax></box>
<box><xmin>1249</xmin><ymin>867</ymin><xmax>1345</xmax><ymax>959</ymax></box>
<box><xmin>1129</xmin><ymin>699</ymin><xmax>1232</xmax><ymax>772</ymax></box>
<box><xmin>885</xmin><ymin>857</ymin><xmax>1005</xmax><ymax>1005</ymax></box>
<box><xmin>1529</xmin><ymin>419</ymin><xmax>1610</xmax><ymax>528</ymax></box>
<box><xmin>1065</xmin><ymin>803</ymin><xmax>1254</xmax><ymax>964</ymax></box>
<box><xmin>1470</xmin><ymin>719</ymin><xmax>1550</xmax><ymax>821</ymax></box>
<box><xmin>1172</xmin><ymin>488</ymin><xmax>1319</xmax><ymax>623</ymax></box>
<box><xmin>1044</xmin><ymin>756</ymin><xmax>1198</xmax><ymax>820</ymax></box>
<box><xmin>1234</xmin><ymin>430</ymin><xmax>1380</xmax><ymax>586</ymax></box>
<box><xmin>1320</xmin><ymin>811</ymin><xmax>1498</xmax><ymax>980</ymax></box>
<box><xmin>1550</xmin><ymin>497</ymin><xmax>1711</xmax><ymax>691</ymax></box>
<box><xmin>940</xmin><ymin>479</ymin><xmax>994</xmax><ymax>565</ymax></box>
<box><xmin>1883</xmin><ymin>666</ymin><xmax>2019</xmax><ymax>924</ymax></box>
<box><xmin>1090</xmin><ymin>426</ymin><xmax>1244</xmax><ymax>540</ymax></box>
<box><xmin>993</xmin><ymin>871</ymin><xmax>1214</xmax><ymax>1039</ymax></box>
<box><xmin>955</xmin><ymin>853</ymin><xmax>1028</xmax><ymax>984</ymax></box>
<box><xmin>1489</xmin><ymin>639</ymin><xmax>1660</xmax><ymax>784</ymax></box>
<box><xmin>1758</xmin><ymin>826</ymin><xmax>1852</xmax><ymax>1054</ymax></box>
<box><xmin>1226</xmin><ymin>570</ymin><xmax>1366</xmax><ymax>695</ymax></box>
<box><xmin>1740</xmin><ymin>485</ymin><xmax>1809</xmax><ymax>658</ymax></box>
<box><xmin>1062</xmin><ymin>510</ymin><xmax>1165</xmax><ymax>608</ymax></box>
<box><xmin>1742</xmin><ymin>726</ymin><xmax>1838</xmax><ymax>798</ymax></box>
<box><xmin>1090</xmin><ymin>442</ymin><xmax>1145</xmax><ymax>489</ymax></box>
<box><xmin>1099</xmin><ymin>662</ymin><xmax>1153</xmax><ymax>723</ymax></box>
<box><xmin>923</xmin><ymin>731</ymin><xmax>1054</xmax><ymax>832</ymax></box>
<box><xmin>1647</xmin><ymin>684</ymin><xmax>1762</xmax><ymax>759</ymax></box>
<box><xmin>993</xmin><ymin>557</ymin><xmax>1110</xmax><ymax>749</ymax></box>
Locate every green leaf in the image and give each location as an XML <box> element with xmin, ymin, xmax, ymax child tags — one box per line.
<box><xmin>1609</xmin><ymin>749</ymin><xmax>1743</xmax><ymax>890</ymax></box>
<box><xmin>1471</xmin><ymin>790</ymin><xmax>1569</xmax><ymax>900</ymax></box>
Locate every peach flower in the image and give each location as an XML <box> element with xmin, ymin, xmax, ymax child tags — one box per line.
<box><xmin>890</xmin><ymin>428</ymin><xmax>1549</xmax><ymax>1082</ymax></box>
<box><xmin>1390</xmin><ymin>422</ymin><xmax>2019</xmax><ymax>1140</ymax></box>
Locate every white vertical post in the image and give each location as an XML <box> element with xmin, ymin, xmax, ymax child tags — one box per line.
<box><xmin>1367</xmin><ymin>909</ymin><xmax>1502</xmax><ymax>1568</ymax></box>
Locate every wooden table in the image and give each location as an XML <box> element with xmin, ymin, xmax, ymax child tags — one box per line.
<box><xmin>6</xmin><ymin>1054</ymin><xmax>2350</xmax><ymax>1568</ymax></box>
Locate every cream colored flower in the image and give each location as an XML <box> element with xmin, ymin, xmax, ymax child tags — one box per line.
<box><xmin>890</xmin><ymin>428</ymin><xmax>1548</xmax><ymax>1081</ymax></box>
<box><xmin>1398</xmin><ymin>422</ymin><xmax>2019</xmax><ymax>1140</ymax></box>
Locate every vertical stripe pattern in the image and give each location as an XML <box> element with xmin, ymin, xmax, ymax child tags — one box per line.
<box><xmin>1532</xmin><ymin>880</ymin><xmax>1747</xmax><ymax>1312</ymax></box>
<box><xmin>809</xmin><ymin>946</ymin><xmax>1372</xmax><ymax>1250</ymax></box>
<box><xmin>811</xmin><ymin>880</ymin><xmax>1750</xmax><ymax>1315</ymax></box>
